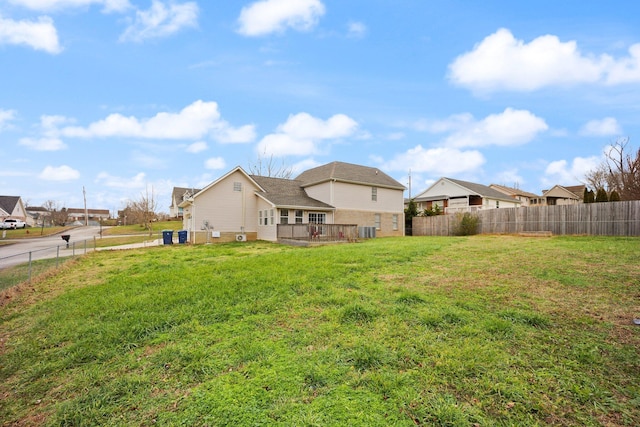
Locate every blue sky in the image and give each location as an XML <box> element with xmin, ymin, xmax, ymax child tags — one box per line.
<box><xmin>2</xmin><ymin>0</ymin><xmax>639</xmax><ymax>213</ymax></box>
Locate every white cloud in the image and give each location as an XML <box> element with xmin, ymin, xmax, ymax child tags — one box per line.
<box><xmin>449</xmin><ymin>28</ymin><xmax>608</xmax><ymax>92</ymax></box>
<box><xmin>256</xmin><ymin>112</ymin><xmax>358</xmax><ymax>157</ymax></box>
<box><xmin>215</xmin><ymin>124</ymin><xmax>257</xmax><ymax>144</ymax></box>
<box><xmin>542</xmin><ymin>156</ymin><xmax>600</xmax><ymax>187</ymax></box>
<box><xmin>58</xmin><ymin>100</ymin><xmax>254</xmax><ymax>142</ymax></box>
<box><xmin>427</xmin><ymin>108</ymin><xmax>548</xmax><ymax>148</ymax></box>
<box><xmin>0</xmin><ymin>109</ymin><xmax>16</xmax><ymax>130</ymax></box>
<box><xmin>0</xmin><ymin>15</ymin><xmax>61</xmax><ymax>54</ymax></box>
<box><xmin>580</xmin><ymin>117</ymin><xmax>622</xmax><ymax>136</ymax></box>
<box><xmin>39</xmin><ymin>165</ymin><xmax>80</xmax><ymax>181</ymax></box>
<box><xmin>8</xmin><ymin>0</ymin><xmax>131</xmax><ymax>13</ymax></box>
<box><xmin>382</xmin><ymin>145</ymin><xmax>485</xmax><ymax>175</ymax></box>
<box><xmin>19</xmin><ymin>137</ymin><xmax>67</xmax><ymax>151</ymax></box>
<box><xmin>120</xmin><ymin>0</ymin><xmax>198</xmax><ymax>42</ymax></box>
<box><xmin>347</xmin><ymin>21</ymin><xmax>366</xmax><ymax>39</ymax></box>
<box><xmin>204</xmin><ymin>157</ymin><xmax>226</xmax><ymax>170</ymax></box>
<box><xmin>237</xmin><ymin>0</ymin><xmax>325</xmax><ymax>37</ymax></box>
<box><xmin>95</xmin><ymin>171</ymin><xmax>146</xmax><ymax>188</ymax></box>
<box><xmin>186</xmin><ymin>141</ymin><xmax>207</xmax><ymax>153</ymax></box>
<box><xmin>606</xmin><ymin>43</ymin><xmax>640</xmax><ymax>84</ymax></box>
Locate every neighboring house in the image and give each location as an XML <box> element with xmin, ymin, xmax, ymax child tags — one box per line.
<box><xmin>179</xmin><ymin>161</ymin><xmax>406</xmax><ymax>243</ymax></box>
<box><xmin>66</xmin><ymin>208</ymin><xmax>110</xmax><ymax>224</ymax></box>
<box><xmin>0</xmin><ymin>196</ymin><xmax>27</xmax><ymax>222</ymax></box>
<box><xmin>169</xmin><ymin>187</ymin><xmax>200</xmax><ymax>219</ymax></box>
<box><xmin>489</xmin><ymin>184</ymin><xmax>544</xmax><ymax>207</ymax></box>
<box><xmin>26</xmin><ymin>206</ymin><xmax>50</xmax><ymax>227</ymax></box>
<box><xmin>542</xmin><ymin>185</ymin><xmax>585</xmax><ymax>206</ymax></box>
<box><xmin>411</xmin><ymin>177</ymin><xmax>521</xmax><ymax>214</ymax></box>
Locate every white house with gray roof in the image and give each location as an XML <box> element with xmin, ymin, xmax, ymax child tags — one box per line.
<box><xmin>179</xmin><ymin>161</ymin><xmax>406</xmax><ymax>243</ymax></box>
<box><xmin>412</xmin><ymin>177</ymin><xmax>521</xmax><ymax>214</ymax></box>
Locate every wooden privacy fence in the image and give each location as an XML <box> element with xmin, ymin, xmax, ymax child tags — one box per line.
<box><xmin>413</xmin><ymin>200</ymin><xmax>640</xmax><ymax>237</ymax></box>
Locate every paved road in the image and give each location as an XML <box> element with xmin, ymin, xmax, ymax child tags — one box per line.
<box><xmin>0</xmin><ymin>226</ymin><xmax>103</xmax><ymax>269</ymax></box>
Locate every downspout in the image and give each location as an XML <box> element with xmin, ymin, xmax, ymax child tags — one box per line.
<box><xmin>192</xmin><ymin>198</ymin><xmax>196</xmax><ymax>244</ymax></box>
<box><xmin>241</xmin><ymin>183</ymin><xmax>246</xmax><ymax>233</ymax></box>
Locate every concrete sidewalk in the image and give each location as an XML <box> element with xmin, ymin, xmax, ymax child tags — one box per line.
<box><xmin>95</xmin><ymin>239</ymin><xmax>163</xmax><ymax>251</ymax></box>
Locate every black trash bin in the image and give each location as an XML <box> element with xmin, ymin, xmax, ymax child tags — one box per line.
<box><xmin>178</xmin><ymin>230</ymin><xmax>187</xmax><ymax>244</ymax></box>
<box><xmin>162</xmin><ymin>230</ymin><xmax>173</xmax><ymax>245</ymax></box>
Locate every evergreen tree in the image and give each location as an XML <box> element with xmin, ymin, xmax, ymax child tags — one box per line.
<box><xmin>583</xmin><ymin>188</ymin><xmax>595</xmax><ymax>203</ymax></box>
<box><xmin>595</xmin><ymin>187</ymin><xmax>609</xmax><ymax>202</ymax></box>
<box><xmin>609</xmin><ymin>190</ymin><xmax>621</xmax><ymax>201</ymax></box>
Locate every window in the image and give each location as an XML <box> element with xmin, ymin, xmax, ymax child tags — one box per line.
<box><xmin>496</xmin><ymin>200</ymin><xmax>500</xmax><ymax>208</ymax></box>
<box><xmin>233</xmin><ymin>182</ymin><xmax>242</xmax><ymax>192</ymax></box>
<box><xmin>371</xmin><ymin>187</ymin><xmax>378</xmax><ymax>202</ymax></box>
<box><xmin>280</xmin><ymin>209</ymin><xmax>289</xmax><ymax>225</ymax></box>
<box><xmin>392</xmin><ymin>214</ymin><xmax>398</xmax><ymax>231</ymax></box>
<box><xmin>259</xmin><ymin>210</ymin><xmax>262</xmax><ymax>225</ymax></box>
<box><xmin>270</xmin><ymin>209</ymin><xmax>274</xmax><ymax>225</ymax></box>
<box><xmin>264</xmin><ymin>210</ymin><xmax>269</xmax><ymax>225</ymax></box>
<box><xmin>308</xmin><ymin>212</ymin><xmax>326</xmax><ymax>224</ymax></box>
<box><xmin>295</xmin><ymin>210</ymin><xmax>304</xmax><ymax>224</ymax></box>
<box><xmin>374</xmin><ymin>213</ymin><xmax>381</xmax><ymax>230</ymax></box>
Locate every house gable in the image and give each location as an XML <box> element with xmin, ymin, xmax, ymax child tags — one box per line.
<box><xmin>0</xmin><ymin>196</ymin><xmax>26</xmax><ymax>220</ymax></box>
<box><xmin>414</xmin><ymin>177</ymin><xmax>521</xmax><ymax>212</ymax></box>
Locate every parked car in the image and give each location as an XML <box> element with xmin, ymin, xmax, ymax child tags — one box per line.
<box><xmin>1</xmin><ymin>219</ymin><xmax>27</xmax><ymax>229</ymax></box>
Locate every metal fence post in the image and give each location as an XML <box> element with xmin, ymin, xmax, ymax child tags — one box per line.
<box><xmin>28</xmin><ymin>251</ymin><xmax>32</xmax><ymax>283</ymax></box>
<box><xmin>56</xmin><ymin>246</ymin><xmax>60</xmax><ymax>268</ymax></box>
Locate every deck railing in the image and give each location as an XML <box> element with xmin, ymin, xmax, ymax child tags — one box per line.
<box><xmin>277</xmin><ymin>224</ymin><xmax>358</xmax><ymax>242</ymax></box>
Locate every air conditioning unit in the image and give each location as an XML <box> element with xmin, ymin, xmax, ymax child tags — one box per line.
<box><xmin>236</xmin><ymin>234</ymin><xmax>247</xmax><ymax>242</ymax></box>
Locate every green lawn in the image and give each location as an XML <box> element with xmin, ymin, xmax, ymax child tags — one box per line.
<box><xmin>102</xmin><ymin>221</ymin><xmax>183</xmax><ymax>236</ymax></box>
<box><xmin>1</xmin><ymin>236</ymin><xmax>638</xmax><ymax>426</ymax></box>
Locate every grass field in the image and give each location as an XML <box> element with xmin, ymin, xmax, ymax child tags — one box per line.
<box><xmin>0</xmin><ymin>236</ymin><xmax>638</xmax><ymax>426</ymax></box>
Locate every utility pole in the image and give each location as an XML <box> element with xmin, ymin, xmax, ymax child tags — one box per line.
<box><xmin>83</xmin><ymin>186</ymin><xmax>88</xmax><ymax>226</ymax></box>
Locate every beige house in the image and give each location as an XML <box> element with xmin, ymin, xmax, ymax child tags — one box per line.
<box><xmin>169</xmin><ymin>187</ymin><xmax>200</xmax><ymax>219</ymax></box>
<box><xmin>179</xmin><ymin>161</ymin><xmax>406</xmax><ymax>243</ymax></box>
<box><xmin>411</xmin><ymin>177</ymin><xmax>521</xmax><ymax>214</ymax></box>
<box><xmin>0</xmin><ymin>196</ymin><xmax>27</xmax><ymax>223</ymax></box>
<box><xmin>542</xmin><ymin>185</ymin><xmax>584</xmax><ymax>205</ymax></box>
<box><xmin>489</xmin><ymin>184</ymin><xmax>544</xmax><ymax>207</ymax></box>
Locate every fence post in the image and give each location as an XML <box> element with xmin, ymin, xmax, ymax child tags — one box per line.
<box><xmin>28</xmin><ymin>251</ymin><xmax>32</xmax><ymax>283</ymax></box>
<box><xmin>56</xmin><ymin>246</ymin><xmax>60</xmax><ymax>268</ymax></box>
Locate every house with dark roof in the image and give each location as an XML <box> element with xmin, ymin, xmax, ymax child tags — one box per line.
<box><xmin>0</xmin><ymin>196</ymin><xmax>27</xmax><ymax>223</ymax></box>
<box><xmin>169</xmin><ymin>187</ymin><xmax>201</xmax><ymax>218</ymax></box>
<box><xmin>411</xmin><ymin>177</ymin><xmax>521</xmax><ymax>214</ymax></box>
<box><xmin>178</xmin><ymin>161</ymin><xmax>406</xmax><ymax>243</ymax></box>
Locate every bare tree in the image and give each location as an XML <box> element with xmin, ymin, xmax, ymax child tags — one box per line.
<box><xmin>43</xmin><ymin>200</ymin><xmax>68</xmax><ymax>226</ymax></box>
<box><xmin>585</xmin><ymin>137</ymin><xmax>640</xmax><ymax>201</ymax></box>
<box><xmin>121</xmin><ymin>186</ymin><xmax>158</xmax><ymax>233</ymax></box>
<box><xmin>248</xmin><ymin>150</ymin><xmax>293</xmax><ymax>178</ymax></box>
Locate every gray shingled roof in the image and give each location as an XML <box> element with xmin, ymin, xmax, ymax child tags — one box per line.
<box><xmin>171</xmin><ymin>187</ymin><xmax>200</xmax><ymax>206</ymax></box>
<box><xmin>295</xmin><ymin>161</ymin><xmax>405</xmax><ymax>189</ymax></box>
<box><xmin>0</xmin><ymin>196</ymin><xmax>20</xmax><ymax>215</ymax></box>
<box><xmin>490</xmin><ymin>184</ymin><xmax>540</xmax><ymax>199</ymax></box>
<box><xmin>446</xmin><ymin>178</ymin><xmax>520</xmax><ymax>202</ymax></box>
<box><xmin>250</xmin><ymin>175</ymin><xmax>334</xmax><ymax>209</ymax></box>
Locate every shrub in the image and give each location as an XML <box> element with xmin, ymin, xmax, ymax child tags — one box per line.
<box><xmin>453</xmin><ymin>212</ymin><xmax>480</xmax><ymax>236</ymax></box>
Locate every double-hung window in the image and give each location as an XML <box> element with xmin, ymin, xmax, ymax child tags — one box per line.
<box><xmin>308</xmin><ymin>212</ymin><xmax>326</xmax><ymax>224</ymax></box>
